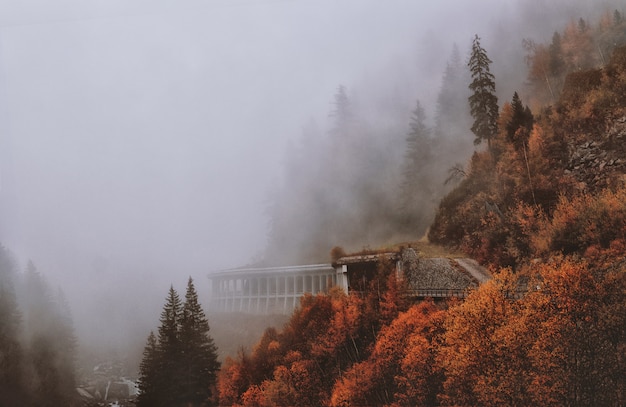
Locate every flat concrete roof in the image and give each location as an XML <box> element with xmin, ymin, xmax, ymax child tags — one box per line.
<box><xmin>208</xmin><ymin>263</ymin><xmax>334</xmax><ymax>279</ymax></box>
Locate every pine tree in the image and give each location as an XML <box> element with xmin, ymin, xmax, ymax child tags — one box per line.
<box><xmin>0</xmin><ymin>245</ymin><xmax>27</xmax><ymax>406</ymax></box>
<box><xmin>330</xmin><ymin>85</ymin><xmax>352</xmax><ymax>133</ymax></box>
<box><xmin>435</xmin><ymin>44</ymin><xmax>470</xmax><ymax>142</ymax></box>
<box><xmin>157</xmin><ymin>285</ymin><xmax>183</xmax><ymax>406</ymax></box>
<box><xmin>180</xmin><ymin>277</ymin><xmax>220</xmax><ymax>406</ymax></box>
<box><xmin>548</xmin><ymin>31</ymin><xmax>565</xmax><ymax>78</ymax></box>
<box><xmin>506</xmin><ymin>91</ymin><xmax>534</xmax><ymax>147</ymax></box>
<box><xmin>468</xmin><ymin>35</ymin><xmax>499</xmax><ymax>150</ymax></box>
<box><xmin>22</xmin><ymin>261</ymin><xmax>76</xmax><ymax>407</ymax></box>
<box><xmin>398</xmin><ymin>100</ymin><xmax>433</xmax><ymax>232</ymax></box>
<box><xmin>137</xmin><ymin>332</ymin><xmax>160</xmax><ymax>407</ymax></box>
<box><xmin>48</xmin><ymin>289</ymin><xmax>77</xmax><ymax>402</ymax></box>
<box><xmin>139</xmin><ymin>282</ymin><xmax>220</xmax><ymax>407</ymax></box>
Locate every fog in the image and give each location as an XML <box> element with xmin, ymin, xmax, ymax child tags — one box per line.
<box><xmin>0</xmin><ymin>0</ymin><xmax>618</xmax><ymax>358</ymax></box>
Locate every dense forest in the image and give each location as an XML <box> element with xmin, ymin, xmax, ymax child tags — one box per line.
<box><xmin>0</xmin><ymin>247</ymin><xmax>77</xmax><ymax>406</ymax></box>
<box><xmin>223</xmin><ymin>10</ymin><xmax>626</xmax><ymax>407</ymax></box>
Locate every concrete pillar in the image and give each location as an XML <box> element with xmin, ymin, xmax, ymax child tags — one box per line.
<box><xmin>336</xmin><ymin>265</ymin><xmax>348</xmax><ymax>293</ymax></box>
<box><xmin>282</xmin><ymin>276</ymin><xmax>287</xmax><ymax>314</ymax></box>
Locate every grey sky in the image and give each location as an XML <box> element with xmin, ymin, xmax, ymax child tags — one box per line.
<box><xmin>0</xmin><ymin>0</ymin><xmax>613</xmax><ymax>347</ymax></box>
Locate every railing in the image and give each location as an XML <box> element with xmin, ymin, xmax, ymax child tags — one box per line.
<box><xmin>403</xmin><ymin>289</ymin><xmax>469</xmax><ymax>298</ymax></box>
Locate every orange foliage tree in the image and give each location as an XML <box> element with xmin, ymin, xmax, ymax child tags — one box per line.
<box><xmin>439</xmin><ymin>258</ymin><xmax>626</xmax><ymax>406</ymax></box>
<box><xmin>217</xmin><ymin>260</ymin><xmax>402</xmax><ymax>406</ymax></box>
<box><xmin>523</xmin><ymin>258</ymin><xmax>626</xmax><ymax>406</ymax></box>
<box><xmin>532</xmin><ymin>186</ymin><xmax>626</xmax><ymax>257</ymax></box>
<box><xmin>438</xmin><ymin>269</ymin><xmax>533</xmax><ymax>406</ymax></box>
<box><xmin>330</xmin><ymin>301</ymin><xmax>445</xmax><ymax>407</ymax></box>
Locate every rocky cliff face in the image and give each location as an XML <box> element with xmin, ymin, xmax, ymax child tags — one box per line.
<box><xmin>566</xmin><ymin>115</ymin><xmax>626</xmax><ymax>191</ymax></box>
<box><xmin>558</xmin><ymin>45</ymin><xmax>626</xmax><ymax>193</ymax></box>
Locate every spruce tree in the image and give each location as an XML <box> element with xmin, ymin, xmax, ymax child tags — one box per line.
<box><xmin>157</xmin><ymin>285</ymin><xmax>183</xmax><ymax>406</ymax></box>
<box><xmin>137</xmin><ymin>332</ymin><xmax>160</xmax><ymax>407</ymax></box>
<box><xmin>468</xmin><ymin>35</ymin><xmax>499</xmax><ymax>150</ymax></box>
<box><xmin>549</xmin><ymin>31</ymin><xmax>565</xmax><ymax>77</ymax></box>
<box><xmin>22</xmin><ymin>262</ymin><xmax>76</xmax><ymax>407</ymax></box>
<box><xmin>330</xmin><ymin>84</ymin><xmax>352</xmax><ymax>133</ymax></box>
<box><xmin>398</xmin><ymin>100</ymin><xmax>433</xmax><ymax>232</ymax></box>
<box><xmin>139</xmin><ymin>281</ymin><xmax>220</xmax><ymax>407</ymax></box>
<box><xmin>506</xmin><ymin>92</ymin><xmax>534</xmax><ymax>147</ymax></box>
<box><xmin>0</xmin><ymin>284</ymin><xmax>27</xmax><ymax>405</ymax></box>
<box><xmin>435</xmin><ymin>43</ymin><xmax>470</xmax><ymax>141</ymax></box>
<box><xmin>180</xmin><ymin>277</ymin><xmax>220</xmax><ymax>406</ymax></box>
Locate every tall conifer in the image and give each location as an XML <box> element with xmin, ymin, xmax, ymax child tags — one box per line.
<box><xmin>180</xmin><ymin>277</ymin><xmax>220</xmax><ymax>406</ymax></box>
<box><xmin>0</xmin><ymin>245</ymin><xmax>26</xmax><ymax>405</ymax></box>
<box><xmin>398</xmin><ymin>100</ymin><xmax>433</xmax><ymax>232</ymax></box>
<box><xmin>468</xmin><ymin>35</ymin><xmax>499</xmax><ymax>150</ymax></box>
<box><xmin>157</xmin><ymin>285</ymin><xmax>183</xmax><ymax>406</ymax></box>
<box><xmin>137</xmin><ymin>331</ymin><xmax>160</xmax><ymax>407</ymax></box>
<box><xmin>139</xmin><ymin>281</ymin><xmax>219</xmax><ymax>406</ymax></box>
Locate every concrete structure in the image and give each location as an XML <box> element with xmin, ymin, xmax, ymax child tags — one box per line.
<box><xmin>208</xmin><ymin>248</ymin><xmax>491</xmax><ymax>314</ymax></box>
<box><xmin>208</xmin><ymin>264</ymin><xmax>345</xmax><ymax>314</ymax></box>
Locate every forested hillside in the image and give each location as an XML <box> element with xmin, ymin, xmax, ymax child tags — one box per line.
<box><xmin>0</xmin><ymin>247</ymin><xmax>77</xmax><ymax>406</ymax></box>
<box><xmin>222</xmin><ymin>10</ymin><xmax>626</xmax><ymax>407</ymax></box>
<box><xmin>429</xmin><ymin>15</ymin><xmax>626</xmax><ymax>269</ymax></box>
<box><xmin>263</xmin><ymin>46</ymin><xmax>472</xmax><ymax>265</ymax></box>
<box><xmin>263</xmin><ymin>9</ymin><xmax>626</xmax><ymax>269</ymax></box>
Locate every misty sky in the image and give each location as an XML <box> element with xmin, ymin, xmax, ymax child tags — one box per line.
<box><xmin>0</xmin><ymin>0</ymin><xmax>615</xmax><ymax>347</ymax></box>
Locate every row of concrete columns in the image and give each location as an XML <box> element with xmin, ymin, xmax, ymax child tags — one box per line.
<box><xmin>211</xmin><ymin>269</ymin><xmax>345</xmax><ymax>314</ymax></box>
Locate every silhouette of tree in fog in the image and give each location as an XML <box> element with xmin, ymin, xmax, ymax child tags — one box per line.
<box><xmin>138</xmin><ymin>279</ymin><xmax>219</xmax><ymax>407</ymax></box>
<box><xmin>435</xmin><ymin>44</ymin><xmax>470</xmax><ymax>142</ymax></box>
<box><xmin>138</xmin><ymin>331</ymin><xmax>160</xmax><ymax>407</ymax></box>
<box><xmin>398</xmin><ymin>99</ymin><xmax>434</xmax><ymax>232</ymax></box>
<box><xmin>0</xmin><ymin>254</ymin><xmax>78</xmax><ymax>407</ymax></box>
<box><xmin>157</xmin><ymin>285</ymin><xmax>184</xmax><ymax>406</ymax></box>
<box><xmin>22</xmin><ymin>261</ymin><xmax>77</xmax><ymax>407</ymax></box>
<box><xmin>180</xmin><ymin>277</ymin><xmax>220</xmax><ymax>405</ymax></box>
<box><xmin>0</xmin><ymin>245</ymin><xmax>28</xmax><ymax>405</ymax></box>
<box><xmin>330</xmin><ymin>85</ymin><xmax>353</xmax><ymax>133</ymax></box>
<box><xmin>468</xmin><ymin>35</ymin><xmax>499</xmax><ymax>150</ymax></box>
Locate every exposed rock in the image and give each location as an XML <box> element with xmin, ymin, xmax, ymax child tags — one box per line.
<box><xmin>566</xmin><ymin>115</ymin><xmax>626</xmax><ymax>191</ymax></box>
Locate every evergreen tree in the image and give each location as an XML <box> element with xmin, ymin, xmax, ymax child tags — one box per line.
<box><xmin>468</xmin><ymin>35</ymin><xmax>499</xmax><ymax>150</ymax></box>
<box><xmin>0</xmin><ymin>257</ymin><xmax>28</xmax><ymax>406</ymax></box>
<box><xmin>139</xmin><ymin>282</ymin><xmax>220</xmax><ymax>407</ymax></box>
<box><xmin>435</xmin><ymin>43</ymin><xmax>470</xmax><ymax>141</ymax></box>
<box><xmin>180</xmin><ymin>277</ymin><xmax>220</xmax><ymax>406</ymax></box>
<box><xmin>330</xmin><ymin>84</ymin><xmax>352</xmax><ymax>133</ymax></box>
<box><xmin>548</xmin><ymin>31</ymin><xmax>565</xmax><ymax>78</ymax></box>
<box><xmin>137</xmin><ymin>332</ymin><xmax>160</xmax><ymax>407</ymax></box>
<box><xmin>157</xmin><ymin>285</ymin><xmax>183</xmax><ymax>406</ymax></box>
<box><xmin>506</xmin><ymin>91</ymin><xmax>534</xmax><ymax>147</ymax></box>
<box><xmin>398</xmin><ymin>100</ymin><xmax>433</xmax><ymax>232</ymax></box>
<box><xmin>48</xmin><ymin>289</ymin><xmax>77</xmax><ymax>402</ymax></box>
<box><xmin>22</xmin><ymin>261</ymin><xmax>76</xmax><ymax>407</ymax></box>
